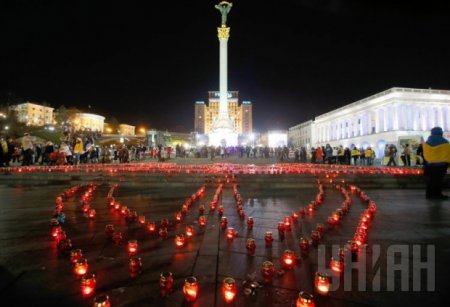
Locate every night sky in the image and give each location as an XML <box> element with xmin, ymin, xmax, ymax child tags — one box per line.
<box><xmin>1</xmin><ymin>0</ymin><xmax>449</xmax><ymax>132</ymax></box>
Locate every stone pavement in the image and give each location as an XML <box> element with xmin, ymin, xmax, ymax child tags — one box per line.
<box><xmin>0</xmin><ymin>173</ymin><xmax>449</xmax><ymax>307</ymax></box>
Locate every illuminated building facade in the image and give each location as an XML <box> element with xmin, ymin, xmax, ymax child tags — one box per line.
<box><xmin>10</xmin><ymin>102</ymin><xmax>54</xmax><ymax>126</ymax></box>
<box><xmin>289</xmin><ymin>87</ymin><xmax>450</xmax><ymax>158</ymax></box>
<box><xmin>119</xmin><ymin>124</ymin><xmax>135</xmax><ymax>136</ymax></box>
<box><xmin>194</xmin><ymin>91</ymin><xmax>253</xmax><ymax>135</ymax></box>
<box><xmin>72</xmin><ymin>113</ymin><xmax>105</xmax><ymax>132</ymax></box>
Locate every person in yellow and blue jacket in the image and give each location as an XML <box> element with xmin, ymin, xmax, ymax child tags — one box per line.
<box><xmin>423</xmin><ymin>127</ymin><xmax>450</xmax><ymax>200</ymax></box>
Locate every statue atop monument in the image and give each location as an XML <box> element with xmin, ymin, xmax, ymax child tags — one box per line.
<box><xmin>215</xmin><ymin>1</ymin><xmax>233</xmax><ymax>26</ymax></box>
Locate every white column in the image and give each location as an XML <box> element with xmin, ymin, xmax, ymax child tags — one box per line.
<box><xmin>383</xmin><ymin>107</ymin><xmax>389</xmax><ymax>131</ymax></box>
<box><xmin>367</xmin><ymin>112</ymin><xmax>372</xmax><ymax>134</ymax></box>
<box><xmin>219</xmin><ymin>38</ymin><xmax>228</xmax><ymax>116</ymax></box>
<box><xmin>392</xmin><ymin>105</ymin><xmax>399</xmax><ymax>130</ymax></box>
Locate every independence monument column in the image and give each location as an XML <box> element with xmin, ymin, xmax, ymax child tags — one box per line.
<box><xmin>209</xmin><ymin>1</ymin><xmax>237</xmax><ymax>146</ymax></box>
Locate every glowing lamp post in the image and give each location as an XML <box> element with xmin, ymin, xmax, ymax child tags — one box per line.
<box><xmin>296</xmin><ymin>291</ymin><xmax>315</xmax><ymax>307</ymax></box>
<box><xmin>261</xmin><ymin>261</ymin><xmax>275</xmax><ymax>283</ymax></box>
<box><xmin>314</xmin><ymin>272</ymin><xmax>330</xmax><ymax>295</ymax></box>
<box><xmin>282</xmin><ymin>249</ymin><xmax>296</xmax><ymax>269</ymax></box>
<box><xmin>175</xmin><ymin>234</ymin><xmax>186</xmax><ymax>248</ymax></box>
<box><xmin>226</xmin><ymin>227</ymin><xmax>236</xmax><ymax>240</ymax></box>
<box><xmin>222</xmin><ymin>277</ymin><xmax>238</xmax><ymax>303</ymax></box>
<box><xmin>183</xmin><ymin>276</ymin><xmax>199</xmax><ymax>302</ymax></box>
<box><xmin>127</xmin><ymin>240</ymin><xmax>138</xmax><ymax>256</ymax></box>
<box><xmin>74</xmin><ymin>258</ymin><xmax>89</xmax><ymax>277</ymax></box>
<box><xmin>81</xmin><ymin>273</ymin><xmax>96</xmax><ymax>297</ymax></box>
<box><xmin>93</xmin><ymin>295</ymin><xmax>111</xmax><ymax>307</ymax></box>
<box><xmin>159</xmin><ymin>272</ymin><xmax>174</xmax><ymax>296</ymax></box>
<box><xmin>185</xmin><ymin>225</ymin><xmax>194</xmax><ymax>238</ymax></box>
<box><xmin>264</xmin><ymin>231</ymin><xmax>274</xmax><ymax>247</ymax></box>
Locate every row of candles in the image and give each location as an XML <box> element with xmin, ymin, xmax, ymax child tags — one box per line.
<box><xmin>49</xmin><ymin>176</ymin><xmax>376</xmax><ymax>306</ymax></box>
<box><xmin>3</xmin><ymin>161</ymin><xmax>423</xmax><ymax>176</ymax></box>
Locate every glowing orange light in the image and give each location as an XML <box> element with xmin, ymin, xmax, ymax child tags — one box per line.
<box><xmin>315</xmin><ymin>272</ymin><xmax>330</xmax><ymax>295</ymax></box>
<box><xmin>70</xmin><ymin>249</ymin><xmax>83</xmax><ymax>265</ymax></box>
<box><xmin>226</xmin><ymin>227</ymin><xmax>236</xmax><ymax>240</ymax></box>
<box><xmin>198</xmin><ymin>216</ymin><xmax>206</xmax><ymax>227</ymax></box>
<box><xmin>183</xmin><ymin>276</ymin><xmax>199</xmax><ymax>302</ymax></box>
<box><xmin>282</xmin><ymin>249</ymin><xmax>296</xmax><ymax>269</ymax></box>
<box><xmin>175</xmin><ymin>234</ymin><xmax>186</xmax><ymax>248</ymax></box>
<box><xmin>159</xmin><ymin>272</ymin><xmax>174</xmax><ymax>296</ymax></box>
<box><xmin>74</xmin><ymin>258</ymin><xmax>88</xmax><ymax>276</ymax></box>
<box><xmin>127</xmin><ymin>240</ymin><xmax>138</xmax><ymax>256</ymax></box>
<box><xmin>185</xmin><ymin>225</ymin><xmax>194</xmax><ymax>238</ymax></box>
<box><xmin>222</xmin><ymin>277</ymin><xmax>237</xmax><ymax>303</ymax></box>
<box><xmin>93</xmin><ymin>294</ymin><xmax>111</xmax><ymax>307</ymax></box>
<box><xmin>80</xmin><ymin>273</ymin><xmax>96</xmax><ymax>297</ymax></box>
<box><xmin>296</xmin><ymin>291</ymin><xmax>315</xmax><ymax>307</ymax></box>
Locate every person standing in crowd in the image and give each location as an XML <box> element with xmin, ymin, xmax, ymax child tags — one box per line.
<box><xmin>401</xmin><ymin>143</ymin><xmax>412</xmax><ymax>166</ymax></box>
<box><xmin>21</xmin><ymin>132</ymin><xmax>34</xmax><ymax>166</ymax></box>
<box><xmin>416</xmin><ymin>143</ymin><xmax>424</xmax><ymax>166</ymax></box>
<box><xmin>0</xmin><ymin>136</ymin><xmax>7</xmax><ymax>167</ymax></box>
<box><xmin>423</xmin><ymin>127</ymin><xmax>450</xmax><ymax>200</ymax></box>
<box><xmin>351</xmin><ymin>146</ymin><xmax>360</xmax><ymax>165</ymax></box>
<box><xmin>386</xmin><ymin>144</ymin><xmax>397</xmax><ymax>166</ymax></box>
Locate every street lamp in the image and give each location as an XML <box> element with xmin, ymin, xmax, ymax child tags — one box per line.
<box><xmin>139</xmin><ymin>128</ymin><xmax>146</xmax><ymax>135</ymax></box>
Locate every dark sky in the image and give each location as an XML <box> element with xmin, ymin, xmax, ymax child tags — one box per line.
<box><xmin>1</xmin><ymin>0</ymin><xmax>449</xmax><ymax>132</ymax></box>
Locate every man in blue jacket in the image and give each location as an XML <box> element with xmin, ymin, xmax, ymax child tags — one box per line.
<box><xmin>423</xmin><ymin>127</ymin><xmax>450</xmax><ymax>200</ymax></box>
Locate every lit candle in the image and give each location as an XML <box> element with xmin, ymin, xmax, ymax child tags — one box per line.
<box><xmin>129</xmin><ymin>257</ymin><xmax>142</xmax><ymax>275</ymax></box>
<box><xmin>220</xmin><ymin>216</ymin><xmax>228</xmax><ymax>229</ymax></box>
<box><xmin>185</xmin><ymin>225</ymin><xmax>194</xmax><ymax>238</ymax></box>
<box><xmin>74</xmin><ymin>258</ymin><xmax>89</xmax><ymax>277</ymax></box>
<box><xmin>112</xmin><ymin>231</ymin><xmax>122</xmax><ymax>245</ymax></box>
<box><xmin>316</xmin><ymin>223</ymin><xmax>325</xmax><ymax>235</ymax></box>
<box><xmin>174</xmin><ymin>212</ymin><xmax>182</xmax><ymax>223</ymax></box>
<box><xmin>138</xmin><ymin>215</ymin><xmax>146</xmax><ymax>225</ymax></box>
<box><xmin>282</xmin><ymin>249</ymin><xmax>296</xmax><ymax>269</ymax></box>
<box><xmin>105</xmin><ymin>224</ymin><xmax>115</xmax><ymax>236</ymax></box>
<box><xmin>299</xmin><ymin>207</ymin><xmax>306</xmax><ymax>216</ymax></box>
<box><xmin>330</xmin><ymin>257</ymin><xmax>344</xmax><ymax>273</ymax></box>
<box><xmin>51</xmin><ymin>225</ymin><xmax>62</xmax><ymax>238</ymax></box>
<box><xmin>88</xmin><ymin>209</ymin><xmax>96</xmax><ymax>219</ymax></box>
<box><xmin>93</xmin><ymin>294</ymin><xmax>111</xmax><ymax>307</ymax></box>
<box><xmin>218</xmin><ymin>206</ymin><xmax>224</xmax><ymax>216</ymax></box>
<box><xmin>183</xmin><ymin>276</ymin><xmax>199</xmax><ymax>302</ymax></box>
<box><xmin>159</xmin><ymin>272</ymin><xmax>174</xmax><ymax>296</ymax></box>
<box><xmin>299</xmin><ymin>237</ymin><xmax>310</xmax><ymax>253</ymax></box>
<box><xmin>160</xmin><ymin>218</ymin><xmax>169</xmax><ymax>228</ymax></box>
<box><xmin>226</xmin><ymin>227</ymin><xmax>236</xmax><ymax>240</ymax></box>
<box><xmin>70</xmin><ymin>249</ymin><xmax>83</xmax><ymax>264</ymax></box>
<box><xmin>296</xmin><ymin>291</ymin><xmax>315</xmax><ymax>307</ymax></box>
<box><xmin>175</xmin><ymin>234</ymin><xmax>186</xmax><ymax>248</ymax></box>
<box><xmin>310</xmin><ymin>230</ymin><xmax>321</xmax><ymax>245</ymax></box>
<box><xmin>238</xmin><ymin>209</ymin><xmax>245</xmax><ymax>219</ymax></box>
<box><xmin>246</xmin><ymin>238</ymin><xmax>256</xmax><ymax>255</ymax></box>
<box><xmin>127</xmin><ymin>240</ymin><xmax>138</xmax><ymax>256</ymax></box>
<box><xmin>222</xmin><ymin>277</ymin><xmax>238</xmax><ymax>303</ymax></box>
<box><xmin>246</xmin><ymin>217</ymin><xmax>254</xmax><ymax>229</ymax></box>
<box><xmin>198</xmin><ymin>215</ymin><xmax>206</xmax><ymax>227</ymax></box>
<box><xmin>283</xmin><ymin>216</ymin><xmax>291</xmax><ymax>231</ymax></box>
<box><xmin>82</xmin><ymin>203</ymin><xmax>90</xmax><ymax>213</ymax></box>
<box><xmin>147</xmin><ymin>222</ymin><xmax>156</xmax><ymax>233</ymax></box>
<box><xmin>264</xmin><ymin>231</ymin><xmax>274</xmax><ymax>247</ymax></box>
<box><xmin>80</xmin><ymin>273</ymin><xmax>96</xmax><ymax>297</ymax></box>
<box><xmin>277</xmin><ymin>222</ymin><xmax>285</xmax><ymax>233</ymax></box>
<box><xmin>260</xmin><ymin>261</ymin><xmax>275</xmax><ymax>283</ymax></box>
<box><xmin>159</xmin><ymin>227</ymin><xmax>168</xmax><ymax>239</ymax></box>
<box><xmin>291</xmin><ymin>211</ymin><xmax>299</xmax><ymax>221</ymax></box>
<box><xmin>314</xmin><ymin>272</ymin><xmax>330</xmax><ymax>295</ymax></box>
<box><xmin>198</xmin><ymin>205</ymin><xmax>205</xmax><ymax>215</ymax></box>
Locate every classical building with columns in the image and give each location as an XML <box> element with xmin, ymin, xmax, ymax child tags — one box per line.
<box><xmin>289</xmin><ymin>87</ymin><xmax>450</xmax><ymax>158</ymax></box>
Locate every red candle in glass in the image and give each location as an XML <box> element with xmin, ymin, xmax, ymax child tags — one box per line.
<box><xmin>57</xmin><ymin>238</ymin><xmax>72</xmax><ymax>255</ymax></box>
<box><xmin>181</xmin><ymin>204</ymin><xmax>188</xmax><ymax>214</ymax></box>
<box><xmin>105</xmin><ymin>224</ymin><xmax>115</xmax><ymax>236</ymax></box>
<box><xmin>315</xmin><ymin>272</ymin><xmax>330</xmax><ymax>295</ymax></box>
<box><xmin>129</xmin><ymin>257</ymin><xmax>142</xmax><ymax>275</ymax></box>
<box><xmin>174</xmin><ymin>212</ymin><xmax>182</xmax><ymax>223</ymax></box>
<box><xmin>93</xmin><ymin>294</ymin><xmax>111</xmax><ymax>307</ymax></box>
<box><xmin>147</xmin><ymin>222</ymin><xmax>156</xmax><ymax>233</ymax></box>
<box><xmin>246</xmin><ymin>216</ymin><xmax>254</xmax><ymax>229</ymax></box>
<box><xmin>282</xmin><ymin>249</ymin><xmax>296</xmax><ymax>269</ymax></box>
<box><xmin>183</xmin><ymin>276</ymin><xmax>199</xmax><ymax>302</ymax></box>
<box><xmin>138</xmin><ymin>215</ymin><xmax>146</xmax><ymax>225</ymax></box>
<box><xmin>198</xmin><ymin>205</ymin><xmax>205</xmax><ymax>215</ymax></box>
<box><xmin>114</xmin><ymin>202</ymin><xmax>121</xmax><ymax>210</ymax></box>
<box><xmin>291</xmin><ymin>211</ymin><xmax>299</xmax><ymax>221</ymax></box>
<box><xmin>277</xmin><ymin>222</ymin><xmax>285</xmax><ymax>233</ymax></box>
<box><xmin>112</xmin><ymin>231</ymin><xmax>123</xmax><ymax>245</ymax></box>
<box><xmin>185</xmin><ymin>225</ymin><xmax>194</xmax><ymax>238</ymax></box>
<box><xmin>296</xmin><ymin>291</ymin><xmax>315</xmax><ymax>307</ymax></box>
<box><xmin>70</xmin><ymin>249</ymin><xmax>83</xmax><ymax>264</ymax></box>
<box><xmin>238</xmin><ymin>209</ymin><xmax>245</xmax><ymax>219</ymax></box>
<box><xmin>82</xmin><ymin>203</ymin><xmax>90</xmax><ymax>213</ymax></box>
<box><xmin>120</xmin><ymin>206</ymin><xmax>128</xmax><ymax>215</ymax></box>
<box><xmin>51</xmin><ymin>225</ymin><xmax>62</xmax><ymax>238</ymax></box>
<box><xmin>221</xmin><ymin>216</ymin><xmax>228</xmax><ymax>229</ymax></box>
<box><xmin>74</xmin><ymin>258</ymin><xmax>89</xmax><ymax>276</ymax></box>
<box><xmin>127</xmin><ymin>240</ymin><xmax>138</xmax><ymax>256</ymax></box>
<box><xmin>159</xmin><ymin>227</ymin><xmax>168</xmax><ymax>239</ymax></box>
<box><xmin>308</xmin><ymin>203</ymin><xmax>315</xmax><ymax>213</ymax></box>
<box><xmin>198</xmin><ymin>215</ymin><xmax>206</xmax><ymax>227</ymax></box>
<box><xmin>55</xmin><ymin>230</ymin><xmax>67</xmax><ymax>243</ymax></box>
<box><xmin>175</xmin><ymin>234</ymin><xmax>186</xmax><ymax>248</ymax></box>
<box><xmin>310</xmin><ymin>230</ymin><xmax>321</xmax><ymax>245</ymax></box>
<box><xmin>159</xmin><ymin>272</ymin><xmax>174</xmax><ymax>296</ymax></box>
<box><xmin>80</xmin><ymin>273</ymin><xmax>96</xmax><ymax>297</ymax></box>
<box><xmin>160</xmin><ymin>218</ymin><xmax>169</xmax><ymax>228</ymax></box>
<box><xmin>327</xmin><ymin>216</ymin><xmax>336</xmax><ymax>226</ymax></box>
<box><xmin>222</xmin><ymin>277</ymin><xmax>238</xmax><ymax>303</ymax></box>
<box><xmin>283</xmin><ymin>216</ymin><xmax>291</xmax><ymax>231</ymax></box>
<box><xmin>261</xmin><ymin>261</ymin><xmax>275</xmax><ymax>282</ymax></box>
<box><xmin>218</xmin><ymin>206</ymin><xmax>224</xmax><ymax>216</ymax></box>
<box><xmin>316</xmin><ymin>223</ymin><xmax>325</xmax><ymax>235</ymax></box>
<box><xmin>299</xmin><ymin>207</ymin><xmax>306</xmax><ymax>216</ymax></box>
<box><xmin>299</xmin><ymin>237</ymin><xmax>310</xmax><ymax>253</ymax></box>
<box><xmin>226</xmin><ymin>227</ymin><xmax>236</xmax><ymax>240</ymax></box>
<box><xmin>49</xmin><ymin>218</ymin><xmax>59</xmax><ymax>227</ymax></box>
<box><xmin>246</xmin><ymin>238</ymin><xmax>256</xmax><ymax>255</ymax></box>
<box><xmin>88</xmin><ymin>209</ymin><xmax>96</xmax><ymax>219</ymax></box>
<box><xmin>330</xmin><ymin>257</ymin><xmax>344</xmax><ymax>273</ymax></box>
<box><xmin>264</xmin><ymin>231</ymin><xmax>274</xmax><ymax>247</ymax></box>
<box><xmin>353</xmin><ymin>234</ymin><xmax>364</xmax><ymax>247</ymax></box>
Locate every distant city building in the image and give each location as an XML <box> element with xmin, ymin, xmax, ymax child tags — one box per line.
<box><xmin>10</xmin><ymin>102</ymin><xmax>54</xmax><ymax>126</ymax></box>
<box><xmin>288</xmin><ymin>87</ymin><xmax>450</xmax><ymax>158</ymax></box>
<box><xmin>72</xmin><ymin>113</ymin><xmax>105</xmax><ymax>132</ymax></box>
<box><xmin>119</xmin><ymin>124</ymin><xmax>135</xmax><ymax>136</ymax></box>
<box><xmin>194</xmin><ymin>91</ymin><xmax>252</xmax><ymax>135</ymax></box>
<box><xmin>260</xmin><ymin>130</ymin><xmax>288</xmax><ymax>147</ymax></box>
<box><xmin>288</xmin><ymin>120</ymin><xmax>314</xmax><ymax>149</ymax></box>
